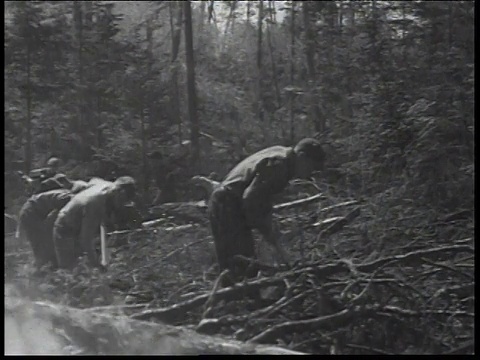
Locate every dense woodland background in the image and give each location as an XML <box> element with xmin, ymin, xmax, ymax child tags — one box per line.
<box><xmin>3</xmin><ymin>1</ymin><xmax>475</xmax><ymax>355</ymax></box>
<box><xmin>5</xmin><ymin>0</ymin><xmax>474</xmax><ymax>212</ymax></box>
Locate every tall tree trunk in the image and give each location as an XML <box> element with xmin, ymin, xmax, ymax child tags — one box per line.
<box><xmin>96</xmin><ymin>96</ymin><xmax>102</xmax><ymax>148</ymax></box>
<box><xmin>302</xmin><ymin>1</ymin><xmax>324</xmax><ymax>133</ymax></box>
<box><xmin>289</xmin><ymin>2</ymin><xmax>296</xmax><ymax>143</ymax></box>
<box><xmin>338</xmin><ymin>1</ymin><xmax>343</xmax><ymax>33</ymax></box>
<box><xmin>142</xmin><ymin>16</ymin><xmax>155</xmax><ymax>195</ymax></box>
<box><xmin>370</xmin><ymin>0</ymin><xmax>378</xmax><ymax>72</ymax></box>
<box><xmin>207</xmin><ymin>0</ymin><xmax>218</xmax><ymax>31</ymax></box>
<box><xmin>230</xmin><ymin>0</ymin><xmax>238</xmax><ymax>34</ymax></box>
<box><xmin>346</xmin><ymin>2</ymin><xmax>354</xmax><ymax>98</ymax></box>
<box><xmin>325</xmin><ymin>2</ymin><xmax>337</xmax><ymax>66</ymax></box>
<box><xmin>196</xmin><ymin>0</ymin><xmax>206</xmax><ymax>54</ymax></box>
<box><xmin>199</xmin><ymin>0</ymin><xmax>206</xmax><ymax>31</ymax></box>
<box><xmin>169</xmin><ymin>1</ymin><xmax>183</xmax><ymax>144</ymax></box>
<box><xmin>267</xmin><ymin>0</ymin><xmax>281</xmax><ymax>111</ymax></box>
<box><xmin>24</xmin><ymin>5</ymin><xmax>32</xmax><ymax>173</ymax></box>
<box><xmin>140</xmin><ymin>108</ymin><xmax>148</xmax><ymax>196</ymax></box>
<box><xmin>221</xmin><ymin>0</ymin><xmax>237</xmax><ymax>52</ymax></box>
<box><xmin>183</xmin><ymin>0</ymin><xmax>200</xmax><ymax>168</ymax></box>
<box><xmin>73</xmin><ymin>2</ymin><xmax>85</xmax><ymax>141</ymax></box>
<box><xmin>256</xmin><ymin>0</ymin><xmax>265</xmax><ymax>136</ymax></box>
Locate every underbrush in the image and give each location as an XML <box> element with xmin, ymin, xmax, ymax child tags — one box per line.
<box><xmin>4</xmin><ymin>177</ymin><xmax>474</xmax><ymax>355</ymax></box>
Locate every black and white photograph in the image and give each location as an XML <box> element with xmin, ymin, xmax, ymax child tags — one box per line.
<box><xmin>4</xmin><ymin>0</ymin><xmax>474</xmax><ymax>355</ymax></box>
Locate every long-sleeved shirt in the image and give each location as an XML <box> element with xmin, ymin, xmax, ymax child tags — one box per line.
<box><xmin>54</xmin><ymin>182</ymin><xmax>115</xmax><ymax>267</ymax></box>
<box><xmin>20</xmin><ymin>189</ymin><xmax>74</xmax><ymax>220</ymax></box>
<box><xmin>221</xmin><ymin>145</ymin><xmax>296</xmax><ymax>230</ymax></box>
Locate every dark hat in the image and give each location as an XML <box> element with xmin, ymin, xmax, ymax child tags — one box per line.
<box><xmin>114</xmin><ymin>176</ymin><xmax>136</xmax><ymax>200</ymax></box>
<box><xmin>294</xmin><ymin>138</ymin><xmax>325</xmax><ymax>163</ymax></box>
<box><xmin>115</xmin><ymin>176</ymin><xmax>136</xmax><ymax>186</ymax></box>
<box><xmin>47</xmin><ymin>157</ymin><xmax>61</xmax><ymax>167</ymax></box>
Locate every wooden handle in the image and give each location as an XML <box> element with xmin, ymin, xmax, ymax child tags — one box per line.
<box><xmin>100</xmin><ymin>225</ymin><xmax>108</xmax><ymax>266</ymax></box>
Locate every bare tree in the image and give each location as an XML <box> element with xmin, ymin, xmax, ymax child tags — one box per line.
<box><xmin>266</xmin><ymin>0</ymin><xmax>281</xmax><ymax>110</ymax></box>
<box><xmin>256</xmin><ymin>0</ymin><xmax>265</xmax><ymax>133</ymax></box>
<box><xmin>289</xmin><ymin>1</ymin><xmax>296</xmax><ymax>143</ymax></box>
<box><xmin>183</xmin><ymin>0</ymin><xmax>200</xmax><ymax>167</ymax></box>
<box><xmin>169</xmin><ymin>2</ymin><xmax>183</xmax><ymax>144</ymax></box>
<box><xmin>22</xmin><ymin>2</ymin><xmax>33</xmax><ymax>172</ymax></box>
<box><xmin>73</xmin><ymin>2</ymin><xmax>86</xmax><ymax>141</ymax></box>
<box><xmin>302</xmin><ymin>1</ymin><xmax>324</xmax><ymax>133</ymax></box>
<box><xmin>222</xmin><ymin>0</ymin><xmax>238</xmax><ymax>52</ymax></box>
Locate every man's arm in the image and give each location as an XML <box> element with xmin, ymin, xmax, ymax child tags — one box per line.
<box><xmin>39</xmin><ymin>177</ymin><xmax>64</xmax><ymax>192</ymax></box>
<box><xmin>79</xmin><ymin>203</ymin><xmax>103</xmax><ymax>268</ymax></box>
<box><xmin>242</xmin><ymin>158</ymin><xmax>291</xmax><ymax>265</ymax></box>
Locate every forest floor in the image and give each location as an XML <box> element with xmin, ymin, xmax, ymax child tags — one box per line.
<box><xmin>4</xmin><ymin>186</ymin><xmax>474</xmax><ymax>355</ymax></box>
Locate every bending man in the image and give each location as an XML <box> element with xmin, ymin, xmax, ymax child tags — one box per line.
<box><xmin>17</xmin><ymin>183</ymin><xmax>90</xmax><ymax>269</ymax></box>
<box><xmin>53</xmin><ymin>176</ymin><xmax>137</xmax><ymax>270</ymax></box>
<box><xmin>209</xmin><ymin>138</ymin><xmax>325</xmax><ymax>280</ymax></box>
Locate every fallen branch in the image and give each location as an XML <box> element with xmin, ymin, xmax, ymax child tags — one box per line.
<box><xmin>197</xmin><ymin>280</ymin><xmax>295</xmax><ymax>335</ymax></box>
<box><xmin>160</xmin><ymin>239</ymin><xmax>206</xmax><ymax>263</ymax></box>
<box><xmin>442</xmin><ymin>340</ymin><xmax>474</xmax><ymax>355</ymax></box>
<box><xmin>83</xmin><ymin>303</ymin><xmax>150</xmax><ymax>313</ymax></box>
<box><xmin>130</xmin><ymin>275</ymin><xmax>288</xmax><ymax>323</ymax></box>
<box><xmin>315</xmin><ymin>207</ymin><xmax>361</xmax><ymax>238</ymax></box>
<box><xmin>247</xmin><ymin>307</ymin><xmax>356</xmax><ymax>344</ymax></box>
<box><xmin>358</xmin><ymin>244</ymin><xmax>474</xmax><ymax>273</ymax></box>
<box><xmin>107</xmin><ymin>223</ymin><xmax>198</xmax><ymax>236</ymax></box>
<box><xmin>345</xmin><ymin>343</ymin><xmax>394</xmax><ymax>355</ymax></box>
<box><xmin>380</xmin><ymin>305</ymin><xmax>474</xmax><ymax>318</ymax></box>
<box><xmin>5</xmin><ymin>296</ymin><xmax>307</xmax><ymax>355</ymax></box>
<box><xmin>318</xmin><ymin>200</ymin><xmax>359</xmax><ymax>213</ymax></box>
<box><xmin>273</xmin><ymin>193</ymin><xmax>325</xmax><ymax>211</ymax></box>
<box><xmin>202</xmin><ymin>269</ymin><xmax>231</xmax><ymax>319</ymax></box>
<box><xmin>420</xmin><ymin>257</ymin><xmax>474</xmax><ymax>280</ymax></box>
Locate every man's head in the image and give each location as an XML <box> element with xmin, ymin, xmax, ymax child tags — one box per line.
<box><xmin>46</xmin><ymin>157</ymin><xmax>61</xmax><ymax>171</ymax></box>
<box><xmin>293</xmin><ymin>138</ymin><xmax>325</xmax><ymax>179</ymax></box>
<box><xmin>112</xmin><ymin>176</ymin><xmax>136</xmax><ymax>208</ymax></box>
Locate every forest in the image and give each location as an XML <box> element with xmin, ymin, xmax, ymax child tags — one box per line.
<box><xmin>4</xmin><ymin>0</ymin><xmax>474</xmax><ymax>355</ymax></box>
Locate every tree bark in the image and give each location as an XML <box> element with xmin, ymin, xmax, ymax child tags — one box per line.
<box><xmin>289</xmin><ymin>2</ymin><xmax>296</xmax><ymax>143</ymax></box>
<box><xmin>140</xmin><ymin>108</ymin><xmax>148</xmax><ymax>197</ymax></box>
<box><xmin>169</xmin><ymin>2</ymin><xmax>183</xmax><ymax>144</ymax></box>
<box><xmin>73</xmin><ymin>2</ymin><xmax>85</xmax><ymax>138</ymax></box>
<box><xmin>302</xmin><ymin>1</ymin><xmax>324</xmax><ymax>133</ymax></box>
<box><xmin>24</xmin><ymin>3</ymin><xmax>32</xmax><ymax>173</ymax></box>
<box><xmin>256</xmin><ymin>0</ymin><xmax>265</xmax><ymax>138</ymax></box>
<box><xmin>183</xmin><ymin>0</ymin><xmax>200</xmax><ymax>168</ymax></box>
<box><xmin>266</xmin><ymin>0</ymin><xmax>281</xmax><ymax>112</ymax></box>
<box><xmin>221</xmin><ymin>0</ymin><xmax>237</xmax><ymax>52</ymax></box>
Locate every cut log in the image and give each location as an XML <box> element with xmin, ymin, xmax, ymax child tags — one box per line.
<box><xmin>5</xmin><ymin>296</ymin><xmax>307</xmax><ymax>355</ymax></box>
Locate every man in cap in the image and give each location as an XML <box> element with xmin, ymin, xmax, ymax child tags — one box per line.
<box><xmin>17</xmin><ymin>182</ymin><xmax>91</xmax><ymax>269</ymax></box>
<box><xmin>52</xmin><ymin>176</ymin><xmax>137</xmax><ymax>269</ymax></box>
<box><xmin>20</xmin><ymin>156</ymin><xmax>67</xmax><ymax>195</ymax></box>
<box><xmin>208</xmin><ymin>138</ymin><xmax>325</xmax><ymax>281</ymax></box>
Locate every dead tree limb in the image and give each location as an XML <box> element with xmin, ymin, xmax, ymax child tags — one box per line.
<box><xmin>5</xmin><ymin>297</ymin><xmax>307</xmax><ymax>355</ymax></box>
<box><xmin>358</xmin><ymin>244</ymin><xmax>474</xmax><ymax>273</ymax></box>
<box><xmin>247</xmin><ymin>307</ymin><xmax>356</xmax><ymax>344</ymax></box>
<box><xmin>273</xmin><ymin>193</ymin><xmax>325</xmax><ymax>211</ymax></box>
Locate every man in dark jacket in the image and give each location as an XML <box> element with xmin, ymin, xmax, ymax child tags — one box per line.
<box><xmin>208</xmin><ymin>138</ymin><xmax>325</xmax><ymax>280</ymax></box>
<box><xmin>52</xmin><ymin>176</ymin><xmax>137</xmax><ymax>270</ymax></box>
<box><xmin>19</xmin><ymin>157</ymin><xmax>69</xmax><ymax>195</ymax></box>
<box><xmin>17</xmin><ymin>182</ymin><xmax>90</xmax><ymax>268</ymax></box>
